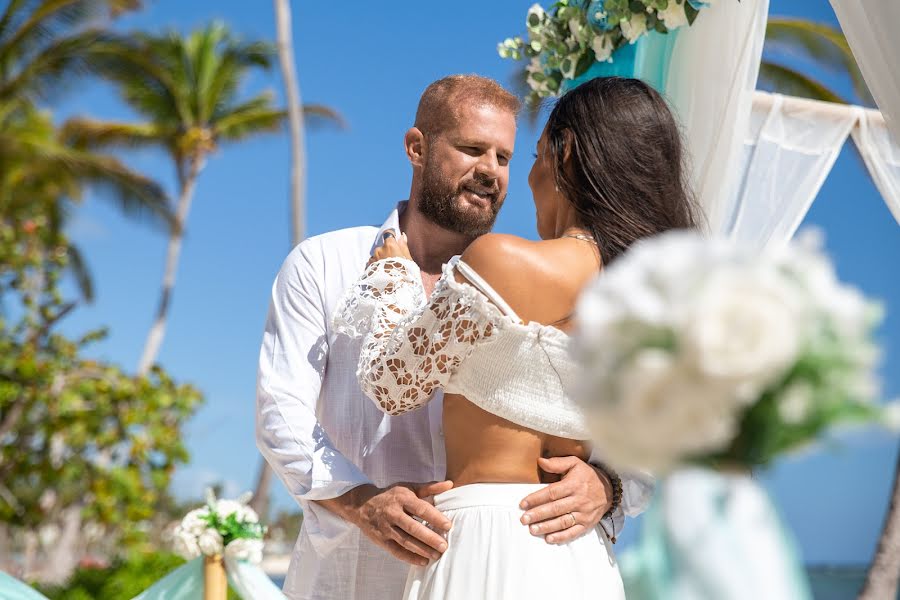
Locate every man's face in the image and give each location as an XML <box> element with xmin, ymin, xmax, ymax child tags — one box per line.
<box><xmin>418</xmin><ymin>103</ymin><xmax>517</xmax><ymax>237</ymax></box>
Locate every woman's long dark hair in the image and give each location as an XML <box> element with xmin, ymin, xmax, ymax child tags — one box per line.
<box><xmin>545</xmin><ymin>77</ymin><xmax>702</xmax><ymax>264</ymax></box>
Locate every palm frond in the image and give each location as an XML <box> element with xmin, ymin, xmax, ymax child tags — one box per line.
<box><xmin>215</xmin><ymin>103</ymin><xmax>284</xmax><ymax>142</ymax></box>
<box><xmin>87</xmin><ymin>36</ymin><xmax>191</xmax><ymax>124</ymax></box>
<box><xmin>301</xmin><ymin>103</ymin><xmax>347</xmax><ymax>131</ymax></box>
<box><xmin>758</xmin><ymin>61</ymin><xmax>848</xmax><ymax>104</ymax></box>
<box><xmin>65</xmin><ymin>242</ymin><xmax>94</xmax><ymax>302</ymax></box>
<box><xmin>0</xmin><ymin>28</ymin><xmax>107</xmax><ymax>103</ymax></box>
<box><xmin>13</xmin><ymin>126</ymin><xmax>176</xmax><ymax>231</ymax></box>
<box><xmin>765</xmin><ymin>17</ymin><xmax>874</xmax><ymax>106</ymax></box>
<box><xmin>60</xmin><ymin>117</ymin><xmax>167</xmax><ymax>150</ymax></box>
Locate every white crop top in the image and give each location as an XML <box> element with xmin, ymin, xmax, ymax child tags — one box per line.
<box><xmin>333</xmin><ymin>256</ymin><xmax>590</xmax><ymax>439</ymax></box>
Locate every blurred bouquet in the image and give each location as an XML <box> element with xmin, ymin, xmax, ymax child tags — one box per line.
<box><xmin>172</xmin><ymin>490</ymin><xmax>266</xmax><ymax>564</ymax></box>
<box><xmin>498</xmin><ymin>1</ymin><xmax>721</xmax><ymax>103</ymax></box>
<box><xmin>575</xmin><ymin>229</ymin><xmax>886</xmax><ymax>473</ymax></box>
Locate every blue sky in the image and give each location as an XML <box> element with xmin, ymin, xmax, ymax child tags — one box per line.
<box><xmin>53</xmin><ymin>0</ymin><xmax>900</xmax><ymax>565</ymax></box>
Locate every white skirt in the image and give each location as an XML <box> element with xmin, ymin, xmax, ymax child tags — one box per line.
<box><xmin>403</xmin><ymin>483</ymin><xmax>626</xmax><ymax>600</ymax></box>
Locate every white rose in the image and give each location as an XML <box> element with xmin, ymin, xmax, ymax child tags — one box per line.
<box><xmin>214</xmin><ymin>499</ymin><xmax>244</xmax><ymax>521</ymax></box>
<box><xmin>620</xmin><ymin>12</ymin><xmax>648</xmax><ymax>44</ymax></box>
<box><xmin>181</xmin><ymin>508</ymin><xmax>210</xmax><ymax>536</ymax></box>
<box><xmin>591</xmin><ymin>35</ymin><xmax>614</xmax><ymax>62</ymax></box>
<box><xmin>882</xmin><ymin>400</ymin><xmax>900</xmax><ymax>433</ymax></box>
<box><xmin>225</xmin><ymin>538</ymin><xmax>264</xmax><ymax>564</ymax></box>
<box><xmin>777</xmin><ymin>383</ymin><xmax>814</xmax><ymax>424</ymax></box>
<box><xmin>657</xmin><ymin>1</ymin><xmax>689</xmax><ymax>29</ymax></box>
<box><xmin>681</xmin><ymin>268</ymin><xmax>801</xmax><ymax>393</ymax></box>
<box><xmin>585</xmin><ymin>349</ymin><xmax>740</xmax><ymax>472</ymax></box>
<box><xmin>173</xmin><ymin>528</ymin><xmax>201</xmax><ymax>560</ymax></box>
<box><xmin>197</xmin><ymin>529</ymin><xmax>224</xmax><ymax>556</ymax></box>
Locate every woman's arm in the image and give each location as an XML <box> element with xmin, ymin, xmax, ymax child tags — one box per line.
<box><xmin>334</xmin><ymin>242</ymin><xmax>500</xmax><ymax>415</ymax></box>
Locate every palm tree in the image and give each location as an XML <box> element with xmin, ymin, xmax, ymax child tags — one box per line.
<box><xmin>1</xmin><ymin>102</ymin><xmax>172</xmax><ymax>301</ymax></box>
<box><xmin>759</xmin><ymin>17</ymin><xmax>873</xmax><ymax>106</ymax></box>
<box><xmin>67</xmin><ymin>22</ymin><xmax>343</xmax><ymax>375</ymax></box>
<box><xmin>0</xmin><ymin>0</ymin><xmax>174</xmax><ymax>300</ymax></box>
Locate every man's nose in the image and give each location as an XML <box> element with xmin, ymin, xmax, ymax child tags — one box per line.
<box><xmin>475</xmin><ymin>151</ymin><xmax>500</xmax><ymax>180</ymax></box>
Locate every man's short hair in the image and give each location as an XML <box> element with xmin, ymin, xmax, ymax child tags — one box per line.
<box><xmin>414</xmin><ymin>74</ymin><xmax>521</xmax><ymax>139</ymax></box>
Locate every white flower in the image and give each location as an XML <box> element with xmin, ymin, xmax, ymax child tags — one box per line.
<box><xmin>620</xmin><ymin>12</ymin><xmax>648</xmax><ymax>44</ymax></box>
<box><xmin>198</xmin><ymin>529</ymin><xmax>224</xmax><ymax>556</ymax></box>
<box><xmin>591</xmin><ymin>35</ymin><xmax>614</xmax><ymax>62</ymax></box>
<box><xmin>883</xmin><ymin>401</ymin><xmax>900</xmax><ymax>433</ymax></box>
<box><xmin>181</xmin><ymin>508</ymin><xmax>210</xmax><ymax>536</ymax></box>
<box><xmin>657</xmin><ymin>1</ymin><xmax>689</xmax><ymax>29</ymax></box>
<box><xmin>226</xmin><ymin>538</ymin><xmax>264</xmax><ymax>564</ymax></box>
<box><xmin>777</xmin><ymin>383</ymin><xmax>814</xmax><ymax>424</ymax></box>
<box><xmin>527</xmin><ymin>3</ymin><xmax>545</xmax><ymax>29</ymax></box>
<box><xmin>585</xmin><ymin>349</ymin><xmax>740</xmax><ymax>471</ymax></box>
<box><xmin>681</xmin><ymin>267</ymin><xmax>801</xmax><ymax>393</ymax></box>
<box><xmin>173</xmin><ymin>528</ymin><xmax>201</xmax><ymax>560</ymax></box>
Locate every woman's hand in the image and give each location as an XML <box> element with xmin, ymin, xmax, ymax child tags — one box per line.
<box><xmin>370</xmin><ymin>230</ymin><xmax>412</xmax><ymax>265</ymax></box>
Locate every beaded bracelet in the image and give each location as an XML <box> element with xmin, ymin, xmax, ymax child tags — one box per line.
<box><xmin>595</xmin><ymin>462</ymin><xmax>624</xmax><ymax>543</ymax></box>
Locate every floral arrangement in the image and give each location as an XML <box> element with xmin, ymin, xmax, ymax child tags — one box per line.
<box><xmin>575</xmin><ymin>230</ymin><xmax>886</xmax><ymax>473</ymax></box>
<box><xmin>499</xmin><ymin>0</ymin><xmax>720</xmax><ymax>102</ymax></box>
<box><xmin>172</xmin><ymin>490</ymin><xmax>266</xmax><ymax>564</ymax></box>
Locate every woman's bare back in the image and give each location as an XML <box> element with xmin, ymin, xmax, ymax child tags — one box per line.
<box><xmin>443</xmin><ymin>233</ymin><xmax>600</xmax><ymax>486</ymax></box>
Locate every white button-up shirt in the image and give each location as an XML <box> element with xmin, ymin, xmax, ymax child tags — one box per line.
<box><xmin>256</xmin><ymin>203</ymin><xmax>445</xmax><ymax>600</ymax></box>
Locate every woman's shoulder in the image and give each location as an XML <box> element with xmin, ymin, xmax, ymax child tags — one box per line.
<box><xmin>460</xmin><ymin>234</ymin><xmax>541</xmax><ymax>281</ymax></box>
<box><xmin>459</xmin><ymin>234</ymin><xmax>569</xmax><ymax>321</ymax></box>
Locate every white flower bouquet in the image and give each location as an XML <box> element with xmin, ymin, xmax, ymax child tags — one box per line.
<box><xmin>575</xmin><ymin>230</ymin><xmax>885</xmax><ymax>473</ymax></box>
<box><xmin>498</xmin><ymin>0</ymin><xmax>722</xmax><ymax>103</ymax></box>
<box><xmin>172</xmin><ymin>490</ymin><xmax>266</xmax><ymax>564</ymax></box>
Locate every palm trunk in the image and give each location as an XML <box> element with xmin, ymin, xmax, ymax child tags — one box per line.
<box><xmin>40</xmin><ymin>505</ymin><xmax>83</xmax><ymax>585</ymax></box>
<box><xmin>137</xmin><ymin>156</ymin><xmax>203</xmax><ymax>376</ymax></box>
<box><xmin>859</xmin><ymin>447</ymin><xmax>900</xmax><ymax>599</ymax></box>
<box><xmin>274</xmin><ymin>0</ymin><xmax>307</xmax><ymax>245</ymax></box>
<box><xmin>249</xmin><ymin>0</ymin><xmax>309</xmax><ymax>518</ymax></box>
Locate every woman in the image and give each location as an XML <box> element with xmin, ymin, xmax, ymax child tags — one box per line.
<box><xmin>334</xmin><ymin>77</ymin><xmax>700</xmax><ymax>599</ymax></box>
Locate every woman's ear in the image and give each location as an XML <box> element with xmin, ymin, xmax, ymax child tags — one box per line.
<box><xmin>405</xmin><ymin>127</ymin><xmax>426</xmax><ymax>167</ymax></box>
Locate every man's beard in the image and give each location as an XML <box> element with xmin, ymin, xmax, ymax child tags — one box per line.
<box><xmin>418</xmin><ymin>156</ymin><xmax>504</xmax><ymax>237</ymax></box>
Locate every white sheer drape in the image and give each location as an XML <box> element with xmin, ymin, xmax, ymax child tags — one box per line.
<box><xmin>724</xmin><ymin>92</ymin><xmax>859</xmax><ymax>248</ymax></box>
<box><xmin>829</xmin><ymin>0</ymin><xmax>900</xmax><ymax>145</ymax></box>
<box><xmin>852</xmin><ymin>109</ymin><xmax>900</xmax><ymax>226</ymax></box>
<box><xmin>661</xmin><ymin>0</ymin><xmax>769</xmax><ymax>233</ymax></box>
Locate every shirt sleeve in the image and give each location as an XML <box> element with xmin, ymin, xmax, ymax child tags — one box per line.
<box><xmin>256</xmin><ymin>242</ymin><xmax>371</xmax><ymax>555</ymax></box>
<box><xmin>589</xmin><ymin>446</ymin><xmax>655</xmax><ymax>541</ymax></box>
<box><xmin>334</xmin><ymin>257</ymin><xmax>499</xmax><ymax>415</ymax></box>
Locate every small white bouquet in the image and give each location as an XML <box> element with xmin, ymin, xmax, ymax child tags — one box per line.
<box><xmin>575</xmin><ymin>229</ymin><xmax>885</xmax><ymax>473</ymax></box>
<box><xmin>172</xmin><ymin>490</ymin><xmax>266</xmax><ymax>564</ymax></box>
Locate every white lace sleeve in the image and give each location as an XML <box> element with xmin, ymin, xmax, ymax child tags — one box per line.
<box><xmin>334</xmin><ymin>257</ymin><xmax>500</xmax><ymax>415</ymax></box>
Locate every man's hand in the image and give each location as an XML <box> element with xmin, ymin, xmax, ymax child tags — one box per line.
<box><xmin>319</xmin><ymin>481</ymin><xmax>453</xmax><ymax>566</ymax></box>
<box><xmin>519</xmin><ymin>456</ymin><xmax>612</xmax><ymax>544</ymax></box>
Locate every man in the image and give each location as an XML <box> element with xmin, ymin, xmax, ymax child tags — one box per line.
<box><xmin>256</xmin><ymin>74</ymin><xmax>648</xmax><ymax>600</ymax></box>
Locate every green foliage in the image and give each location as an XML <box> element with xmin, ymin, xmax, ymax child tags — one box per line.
<box><xmin>37</xmin><ymin>552</ymin><xmax>185</xmax><ymax>600</ymax></box>
<box><xmin>0</xmin><ymin>154</ymin><xmax>202</xmax><ymax>542</ymax></box>
<box><xmin>0</xmin><ymin>0</ymin><xmax>176</xmax><ymax>301</ymax></box>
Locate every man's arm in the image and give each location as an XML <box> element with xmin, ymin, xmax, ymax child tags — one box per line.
<box><xmin>255</xmin><ymin>242</ymin><xmax>450</xmax><ymax>564</ymax></box>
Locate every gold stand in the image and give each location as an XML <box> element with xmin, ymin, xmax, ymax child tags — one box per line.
<box><xmin>203</xmin><ymin>555</ymin><xmax>227</xmax><ymax>600</ymax></box>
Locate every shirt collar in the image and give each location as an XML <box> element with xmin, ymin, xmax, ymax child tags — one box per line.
<box><xmin>370</xmin><ymin>200</ymin><xmax>407</xmax><ymax>255</ymax></box>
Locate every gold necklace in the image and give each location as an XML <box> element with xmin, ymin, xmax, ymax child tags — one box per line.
<box><xmin>563</xmin><ymin>233</ymin><xmax>598</xmax><ymax>246</ymax></box>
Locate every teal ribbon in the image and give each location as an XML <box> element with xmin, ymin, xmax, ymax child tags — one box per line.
<box><xmin>561</xmin><ymin>29</ymin><xmax>680</xmax><ymax>95</ymax></box>
<box><xmin>0</xmin><ymin>571</ymin><xmax>51</xmax><ymax>600</ymax></box>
